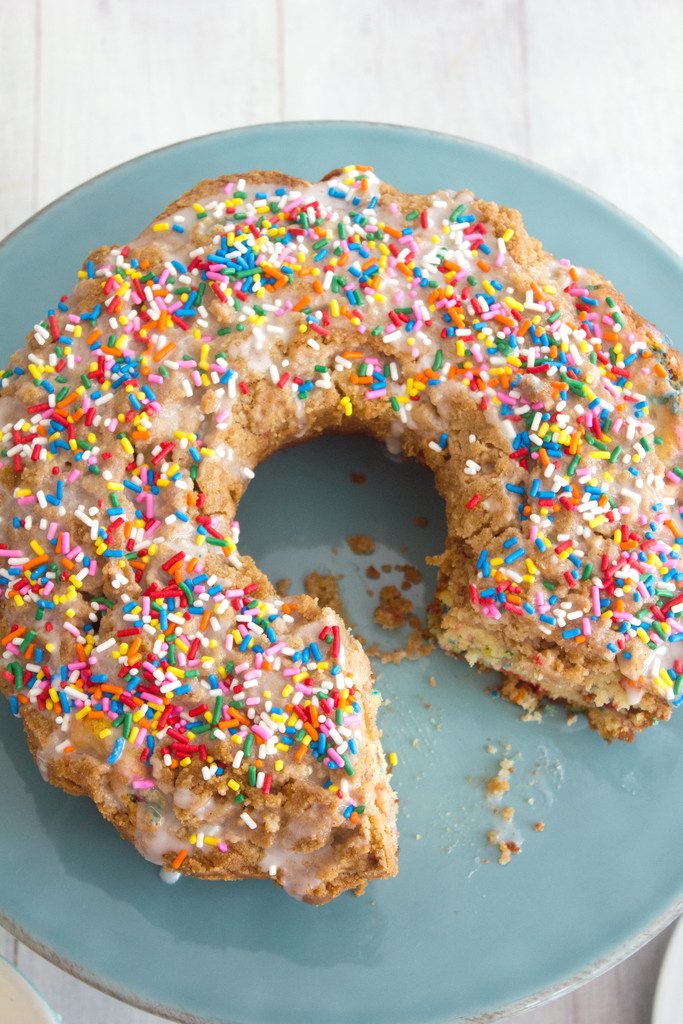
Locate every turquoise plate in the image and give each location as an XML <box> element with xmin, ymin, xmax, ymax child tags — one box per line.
<box><xmin>1</xmin><ymin>122</ymin><xmax>682</xmax><ymax>1024</ymax></box>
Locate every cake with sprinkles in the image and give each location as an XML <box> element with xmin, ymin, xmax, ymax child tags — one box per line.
<box><xmin>1</xmin><ymin>166</ymin><xmax>681</xmax><ymax>902</ymax></box>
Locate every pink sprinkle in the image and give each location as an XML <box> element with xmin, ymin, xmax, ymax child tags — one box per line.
<box><xmin>592</xmin><ymin>586</ymin><xmax>602</xmax><ymax>617</ymax></box>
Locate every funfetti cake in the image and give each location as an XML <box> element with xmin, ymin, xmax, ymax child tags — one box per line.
<box><xmin>1</xmin><ymin>166</ymin><xmax>681</xmax><ymax>902</ymax></box>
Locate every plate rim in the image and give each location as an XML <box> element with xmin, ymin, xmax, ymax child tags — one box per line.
<box><xmin>1</xmin><ymin>118</ymin><xmax>682</xmax><ymax>1024</ymax></box>
<box><xmin>2</xmin><ymin>897</ymin><xmax>680</xmax><ymax>1024</ymax></box>
<box><xmin>1</xmin><ymin>118</ymin><xmax>682</xmax><ymax>274</ymax></box>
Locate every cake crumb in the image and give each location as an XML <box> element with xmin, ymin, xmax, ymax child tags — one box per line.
<box><xmin>487</xmin><ymin>829</ymin><xmax>521</xmax><ymax>865</ymax></box>
<box><xmin>534</xmin><ymin>821</ymin><xmax>545</xmax><ymax>832</ymax></box>
<box><xmin>497</xmin><ymin>843</ymin><xmax>511</xmax><ymax>865</ymax></box>
<box><xmin>395</xmin><ymin>562</ymin><xmax>422</xmax><ymax>590</ymax></box>
<box><xmin>497</xmin><ymin>840</ymin><xmax>521</xmax><ymax>865</ymax></box>
<box><xmin>366</xmin><ymin>628</ymin><xmax>434</xmax><ymax>665</ymax></box>
<box><xmin>303</xmin><ymin>571</ymin><xmax>348</xmax><ymax>621</ymax></box>
<box><xmin>347</xmin><ymin>534</ymin><xmax>376</xmax><ymax>555</ymax></box>
<box><xmin>275</xmin><ymin>577</ymin><xmax>291</xmax><ymax>597</ymax></box>
<box><xmin>486</xmin><ymin>775</ymin><xmax>510</xmax><ymax>797</ymax></box>
<box><xmin>486</xmin><ymin>756</ymin><xmax>515</xmax><ymax>798</ymax></box>
<box><xmin>414</xmin><ymin>516</ymin><xmax>428</xmax><ymax>528</ymax></box>
<box><xmin>428</xmin><ymin>675</ymin><xmax>438</xmax><ymax>688</ymax></box>
<box><xmin>366</xmin><ymin>565</ymin><xmax>380</xmax><ymax>580</ymax></box>
<box><xmin>350</xmin><ymin>472</ymin><xmax>366</xmax><ymax>484</ymax></box>
<box><xmin>373</xmin><ymin>585</ymin><xmax>413</xmax><ymax>630</ymax></box>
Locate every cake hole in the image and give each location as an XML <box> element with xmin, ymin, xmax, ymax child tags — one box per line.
<box><xmin>238</xmin><ymin>433</ymin><xmax>446</xmax><ymax>655</ymax></box>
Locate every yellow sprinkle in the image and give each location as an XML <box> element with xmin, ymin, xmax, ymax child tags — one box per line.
<box><xmin>388</xmin><ymin>752</ymin><xmax>398</xmax><ymax>767</ymax></box>
<box><xmin>153</xmin><ymin>222</ymin><xmax>170</xmax><ymax>232</ymax></box>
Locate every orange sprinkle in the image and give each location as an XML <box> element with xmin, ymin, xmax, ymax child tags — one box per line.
<box><xmin>153</xmin><ymin>342</ymin><xmax>176</xmax><ymax>362</ymax></box>
<box><xmin>171</xmin><ymin>849</ymin><xmax>188</xmax><ymax>870</ymax></box>
<box><xmin>2</xmin><ymin>627</ymin><xmax>25</xmax><ymax>646</ymax></box>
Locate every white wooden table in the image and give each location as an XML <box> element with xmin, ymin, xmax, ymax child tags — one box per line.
<box><xmin>1</xmin><ymin>1</ymin><xmax>681</xmax><ymax>1021</ymax></box>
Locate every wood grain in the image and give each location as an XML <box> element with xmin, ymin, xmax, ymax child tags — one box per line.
<box><xmin>281</xmin><ymin>0</ymin><xmax>527</xmax><ymax>153</ymax></box>
<box><xmin>0</xmin><ymin>0</ymin><xmax>38</xmax><ymax>239</ymax></box>
<box><xmin>0</xmin><ymin>0</ymin><xmax>681</xmax><ymax>1021</ymax></box>
<box><xmin>522</xmin><ymin>0</ymin><xmax>683</xmax><ymax>257</ymax></box>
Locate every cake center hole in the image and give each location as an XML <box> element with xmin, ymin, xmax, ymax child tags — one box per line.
<box><xmin>238</xmin><ymin>434</ymin><xmax>447</xmax><ymax>655</ymax></box>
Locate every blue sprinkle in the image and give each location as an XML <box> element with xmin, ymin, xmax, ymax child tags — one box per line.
<box><xmin>108</xmin><ymin>738</ymin><xmax>125</xmax><ymax>764</ymax></box>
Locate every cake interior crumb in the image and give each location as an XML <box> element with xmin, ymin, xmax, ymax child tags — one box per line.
<box><xmin>303</xmin><ymin>571</ymin><xmax>348</xmax><ymax>622</ymax></box>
